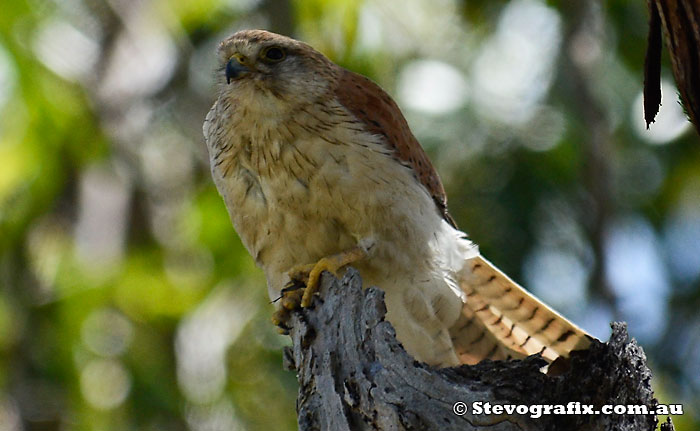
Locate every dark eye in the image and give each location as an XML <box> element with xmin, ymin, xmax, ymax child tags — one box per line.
<box><xmin>262</xmin><ymin>46</ymin><xmax>285</xmax><ymax>62</ymax></box>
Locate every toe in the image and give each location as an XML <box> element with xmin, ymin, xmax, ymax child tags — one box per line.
<box><xmin>282</xmin><ymin>289</ymin><xmax>303</xmax><ymax>310</ymax></box>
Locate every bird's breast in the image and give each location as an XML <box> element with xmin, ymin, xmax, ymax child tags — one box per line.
<box><xmin>212</xmin><ymin>130</ymin><xmax>365</xmax><ymax>273</ymax></box>
<box><xmin>207</xmin><ymin>101</ymin><xmax>443</xmax><ymax>294</ymax></box>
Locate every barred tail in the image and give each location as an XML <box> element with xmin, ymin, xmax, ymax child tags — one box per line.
<box><xmin>449</xmin><ymin>256</ymin><xmax>592</xmax><ymax>365</ymax></box>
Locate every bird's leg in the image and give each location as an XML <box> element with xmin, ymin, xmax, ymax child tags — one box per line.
<box><xmin>271</xmin><ymin>280</ymin><xmax>306</xmax><ymax>334</ymax></box>
<box><xmin>290</xmin><ymin>245</ymin><xmax>368</xmax><ymax>307</ymax></box>
<box><xmin>271</xmin><ymin>245</ymin><xmax>369</xmax><ymax>333</ymax></box>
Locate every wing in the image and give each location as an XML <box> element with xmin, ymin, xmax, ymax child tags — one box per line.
<box><xmin>332</xmin><ymin>68</ymin><xmax>592</xmax><ymax>365</ymax></box>
<box><xmin>334</xmin><ymin>69</ymin><xmax>457</xmax><ymax>227</ymax></box>
<box><xmin>450</xmin><ymin>256</ymin><xmax>593</xmax><ymax>364</ymax></box>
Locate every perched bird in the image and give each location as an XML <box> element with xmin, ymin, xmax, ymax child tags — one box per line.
<box><xmin>204</xmin><ymin>29</ymin><xmax>591</xmax><ymax>367</ymax></box>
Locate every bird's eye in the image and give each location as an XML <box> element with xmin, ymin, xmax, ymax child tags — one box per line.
<box><xmin>262</xmin><ymin>46</ymin><xmax>285</xmax><ymax>62</ymax></box>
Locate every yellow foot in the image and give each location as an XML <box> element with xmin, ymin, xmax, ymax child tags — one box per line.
<box><xmin>287</xmin><ymin>246</ymin><xmax>367</xmax><ymax>308</ymax></box>
<box><xmin>271</xmin><ymin>280</ymin><xmax>305</xmax><ymax>334</ymax></box>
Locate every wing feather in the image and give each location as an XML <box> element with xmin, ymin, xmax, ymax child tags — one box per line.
<box><xmin>331</xmin><ymin>68</ymin><xmax>591</xmax><ymax>365</ymax></box>
<box><xmin>333</xmin><ymin>69</ymin><xmax>456</xmax><ymax>227</ymax></box>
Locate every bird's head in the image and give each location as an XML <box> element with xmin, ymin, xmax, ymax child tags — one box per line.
<box><xmin>216</xmin><ymin>30</ymin><xmax>338</xmax><ymax>115</ymax></box>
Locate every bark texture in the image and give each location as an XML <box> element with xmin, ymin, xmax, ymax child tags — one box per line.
<box><xmin>283</xmin><ymin>269</ymin><xmax>664</xmax><ymax>431</ymax></box>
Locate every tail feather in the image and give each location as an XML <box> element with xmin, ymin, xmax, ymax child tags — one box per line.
<box><xmin>450</xmin><ymin>305</ymin><xmax>526</xmax><ymax>364</ymax></box>
<box><xmin>450</xmin><ymin>255</ymin><xmax>592</xmax><ymax>365</ymax></box>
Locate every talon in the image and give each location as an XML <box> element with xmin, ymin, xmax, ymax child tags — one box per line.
<box><xmin>272</xmin><ymin>307</ymin><xmax>290</xmax><ymax>326</ymax></box>
<box><xmin>287</xmin><ymin>263</ymin><xmax>315</xmax><ymax>284</ymax></box>
<box><xmin>272</xmin><ymin>289</ymin><xmax>300</xmax><ymax>334</ymax></box>
<box><xmin>282</xmin><ymin>278</ymin><xmax>306</xmax><ymax>293</ymax></box>
<box><xmin>289</xmin><ymin>246</ymin><xmax>368</xmax><ymax>308</ymax></box>
<box><xmin>282</xmin><ymin>288</ymin><xmax>304</xmax><ymax>310</ymax></box>
<box><xmin>301</xmin><ymin>257</ymin><xmax>339</xmax><ymax>307</ymax></box>
<box><xmin>273</xmin><ymin>243</ymin><xmax>367</xmax><ymax>332</ymax></box>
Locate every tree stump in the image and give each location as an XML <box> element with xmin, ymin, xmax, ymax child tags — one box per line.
<box><xmin>282</xmin><ymin>269</ymin><xmax>664</xmax><ymax>431</ymax></box>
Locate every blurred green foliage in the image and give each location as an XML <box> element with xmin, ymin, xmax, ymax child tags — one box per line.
<box><xmin>0</xmin><ymin>0</ymin><xmax>698</xmax><ymax>430</ymax></box>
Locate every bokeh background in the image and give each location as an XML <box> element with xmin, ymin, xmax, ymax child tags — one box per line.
<box><xmin>0</xmin><ymin>0</ymin><xmax>698</xmax><ymax>429</ymax></box>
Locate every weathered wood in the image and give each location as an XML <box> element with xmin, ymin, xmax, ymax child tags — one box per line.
<box><xmin>283</xmin><ymin>269</ymin><xmax>664</xmax><ymax>431</ymax></box>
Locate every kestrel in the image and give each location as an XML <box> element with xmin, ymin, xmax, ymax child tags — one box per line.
<box><xmin>204</xmin><ymin>30</ymin><xmax>591</xmax><ymax>367</ymax></box>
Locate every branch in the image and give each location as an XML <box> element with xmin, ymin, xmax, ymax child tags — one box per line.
<box><xmin>283</xmin><ymin>269</ymin><xmax>664</xmax><ymax>431</ymax></box>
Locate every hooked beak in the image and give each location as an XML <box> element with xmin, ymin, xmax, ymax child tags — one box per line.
<box><xmin>226</xmin><ymin>54</ymin><xmax>252</xmax><ymax>84</ymax></box>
